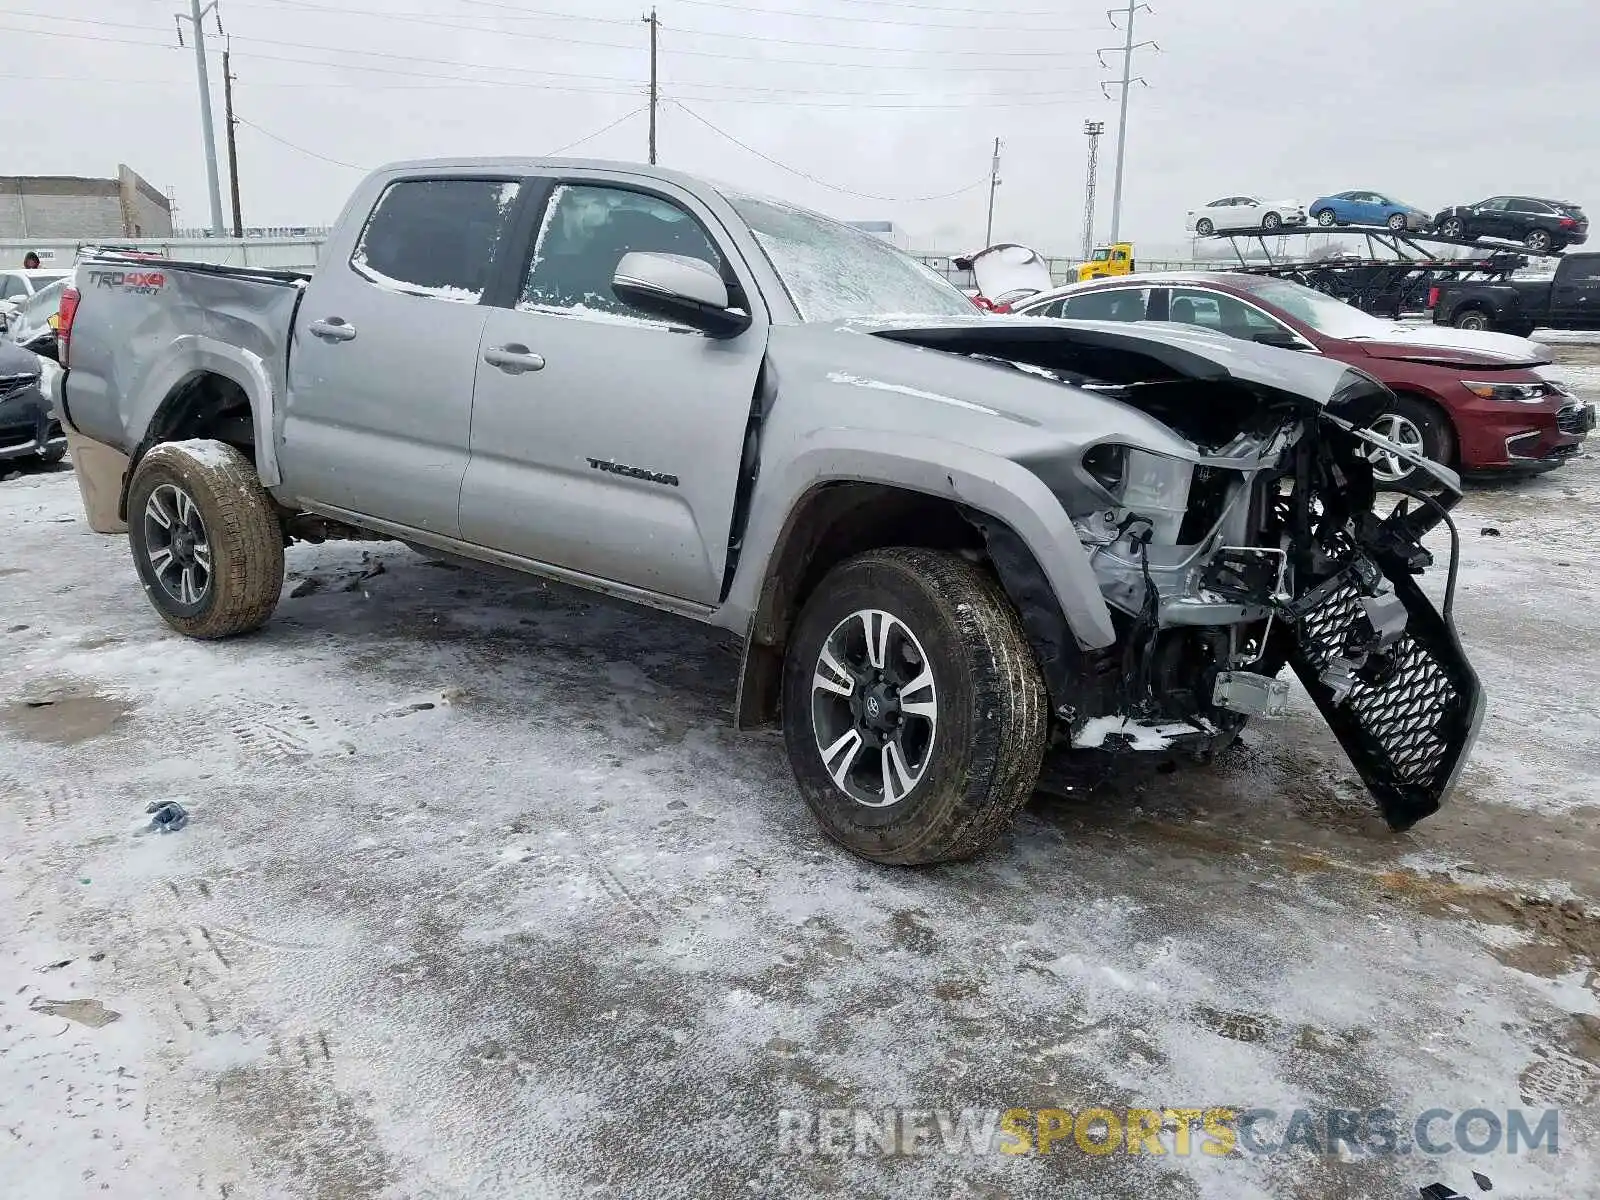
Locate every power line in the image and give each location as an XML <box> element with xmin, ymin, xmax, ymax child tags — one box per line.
<box><xmin>673</xmin><ymin>102</ymin><xmax>987</xmax><ymax>203</ymax></box>
<box><xmin>663</xmin><ymin>89</ymin><xmax>1098</xmax><ymax>110</ymax></box>
<box><xmin>0</xmin><ymin>18</ymin><xmax>1105</xmax><ymax>102</ymax></box>
<box><xmin>236</xmin><ymin>103</ymin><xmax>653</xmax><ymax>171</ymax></box>
<box><xmin>0</xmin><ymin>24</ymin><xmax>650</xmax><ymax>95</ymax></box>
<box><xmin>235</xmin><ymin>115</ymin><xmax>367</xmax><ymax>169</ymax></box>
<box><xmin>213</xmin><ymin>0</ymin><xmax>1101</xmax><ymax>72</ymax></box>
<box><xmin>543</xmin><ymin>105</ymin><xmax>651</xmax><ymax>157</ymax></box>
<box><xmin>628</xmin><ymin>0</ymin><xmax>1100</xmax><ymax>32</ymax></box>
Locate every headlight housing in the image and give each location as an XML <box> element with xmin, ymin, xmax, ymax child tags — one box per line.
<box><xmin>1462</xmin><ymin>380</ymin><xmax>1561</xmax><ymax>404</ymax></box>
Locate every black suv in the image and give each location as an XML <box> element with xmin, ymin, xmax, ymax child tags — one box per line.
<box><xmin>1433</xmin><ymin>196</ymin><xmax>1588</xmax><ymax>254</ymax></box>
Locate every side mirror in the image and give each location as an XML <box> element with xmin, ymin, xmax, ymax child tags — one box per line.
<box><xmin>612</xmin><ymin>252</ymin><xmax>751</xmax><ymax>338</ymax></box>
<box><xmin>1252</xmin><ymin>328</ymin><xmax>1302</xmax><ymax>350</ymax></box>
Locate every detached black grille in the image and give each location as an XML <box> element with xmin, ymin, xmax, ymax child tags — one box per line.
<box><xmin>1288</xmin><ymin>562</ymin><xmax>1483</xmax><ymax>831</ymax></box>
<box><xmin>1557</xmin><ymin>405</ymin><xmax>1589</xmax><ymax>435</ymax></box>
<box><xmin>1294</xmin><ymin>579</ymin><xmax>1457</xmax><ymax>785</ymax></box>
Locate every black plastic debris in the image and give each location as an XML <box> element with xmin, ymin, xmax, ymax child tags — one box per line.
<box><xmin>1420</xmin><ymin>1186</ymin><xmax>1467</xmax><ymax>1200</ymax></box>
<box><xmin>1479</xmin><ymin>527</ymin><xmax>1501</xmax><ymax>537</ymax></box>
<box><xmin>145</xmin><ymin>800</ymin><xmax>189</xmax><ymax>834</ymax></box>
<box><xmin>1473</xmin><ymin>1173</ymin><xmax>1493</xmax><ymax>1192</ymax></box>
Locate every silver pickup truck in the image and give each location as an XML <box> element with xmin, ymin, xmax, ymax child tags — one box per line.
<box><xmin>54</xmin><ymin>157</ymin><xmax>1482</xmax><ymax>865</ymax></box>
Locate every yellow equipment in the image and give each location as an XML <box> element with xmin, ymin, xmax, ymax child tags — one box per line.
<box><xmin>1077</xmin><ymin>242</ymin><xmax>1134</xmax><ymax>282</ymax></box>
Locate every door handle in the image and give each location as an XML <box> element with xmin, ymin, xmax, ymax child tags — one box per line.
<box><xmin>309</xmin><ymin>318</ymin><xmax>357</xmax><ymax>342</ymax></box>
<box><xmin>483</xmin><ymin>344</ymin><xmax>546</xmax><ymax>374</ymax></box>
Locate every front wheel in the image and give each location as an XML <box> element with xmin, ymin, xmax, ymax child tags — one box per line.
<box><xmin>781</xmin><ymin>547</ymin><xmax>1048</xmax><ymax>866</ymax></box>
<box><xmin>127</xmin><ymin>440</ymin><xmax>286</xmax><ymax>638</ymax></box>
<box><xmin>1440</xmin><ymin>216</ymin><xmax>1467</xmax><ymax>239</ymax></box>
<box><xmin>1195</xmin><ymin>218</ymin><xmax>1214</xmax><ymax>236</ymax></box>
<box><xmin>1262</xmin><ymin>211</ymin><xmax>1282</xmax><ymax>232</ymax></box>
<box><xmin>1388</xmin><ymin>212</ymin><xmax>1408</xmax><ymax>232</ymax></box>
<box><xmin>1316</xmin><ymin>209</ymin><xmax>1338</xmax><ymax>227</ymax></box>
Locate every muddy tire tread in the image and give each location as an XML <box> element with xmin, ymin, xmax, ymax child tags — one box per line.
<box><xmin>127</xmin><ymin>441</ymin><xmax>285</xmax><ymax>639</ymax></box>
<box><xmin>786</xmin><ymin>547</ymin><xmax>1048</xmax><ymax>866</ymax></box>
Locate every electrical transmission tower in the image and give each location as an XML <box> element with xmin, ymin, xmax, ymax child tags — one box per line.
<box><xmin>1082</xmin><ymin>120</ymin><xmax>1104</xmax><ymax>258</ymax></box>
<box><xmin>1097</xmin><ymin>2</ymin><xmax>1157</xmax><ymax>243</ymax></box>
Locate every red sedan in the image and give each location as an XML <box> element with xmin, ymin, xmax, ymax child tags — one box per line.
<box><xmin>1013</xmin><ymin>272</ymin><xmax>1594</xmax><ymax>483</ymax></box>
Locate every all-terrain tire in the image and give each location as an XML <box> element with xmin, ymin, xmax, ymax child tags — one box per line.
<box><xmin>1453</xmin><ymin>307</ymin><xmax>1492</xmax><ymax>332</ymax></box>
<box><xmin>126</xmin><ymin>440</ymin><xmax>285</xmax><ymax>639</ymax></box>
<box><xmin>780</xmin><ymin>547</ymin><xmax>1048</xmax><ymax>866</ymax></box>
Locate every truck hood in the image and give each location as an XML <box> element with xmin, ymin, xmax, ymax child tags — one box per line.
<box><xmin>853</xmin><ymin>315</ymin><xmax>1384</xmax><ymax>413</ymax></box>
<box><xmin>1342</xmin><ymin>323</ymin><xmax>1550</xmax><ymax>368</ymax></box>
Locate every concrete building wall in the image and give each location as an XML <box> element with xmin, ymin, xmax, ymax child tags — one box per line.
<box><xmin>0</xmin><ymin>167</ymin><xmax>172</xmax><ymax>240</ymax></box>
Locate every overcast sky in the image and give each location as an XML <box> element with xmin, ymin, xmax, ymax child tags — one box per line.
<box><xmin>3</xmin><ymin>0</ymin><xmax>1594</xmax><ymax>253</ymax></box>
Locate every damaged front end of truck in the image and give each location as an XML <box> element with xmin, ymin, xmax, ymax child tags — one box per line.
<box><xmin>879</xmin><ymin>320</ymin><xmax>1485</xmax><ymax>831</ymax></box>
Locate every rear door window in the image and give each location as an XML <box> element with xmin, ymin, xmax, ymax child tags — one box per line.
<box><xmin>1062</xmin><ymin>288</ymin><xmax>1149</xmax><ymax>321</ymax></box>
<box><xmin>351</xmin><ymin>178</ymin><xmax>521</xmax><ymax>302</ymax></box>
<box><xmin>1507</xmin><ymin>198</ymin><xmax>1552</xmax><ymax>214</ymax></box>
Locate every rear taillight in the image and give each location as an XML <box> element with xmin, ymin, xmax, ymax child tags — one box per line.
<box><xmin>57</xmin><ymin>285</ymin><xmax>80</xmax><ymax>367</ymax></box>
<box><xmin>1427</xmin><ymin>286</ymin><xmax>1440</xmax><ymax>308</ymax></box>
<box><xmin>1559</xmin><ymin>217</ymin><xmax>1577</xmax><ymax>229</ymax></box>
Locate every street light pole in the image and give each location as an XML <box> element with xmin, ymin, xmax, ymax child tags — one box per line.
<box><xmin>177</xmin><ymin>0</ymin><xmax>226</xmax><ymax>236</ymax></box>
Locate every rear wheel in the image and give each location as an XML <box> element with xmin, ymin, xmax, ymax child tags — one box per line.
<box><xmin>1195</xmin><ymin>218</ymin><xmax>1214</xmax><ymax>236</ymax></box>
<box><xmin>1525</xmin><ymin>229</ymin><xmax>1554</xmax><ymax>254</ymax></box>
<box><xmin>1316</xmin><ymin>209</ymin><xmax>1338</xmax><ymax>227</ymax></box>
<box><xmin>127</xmin><ymin>441</ymin><xmax>285</xmax><ymax>638</ymax></box>
<box><xmin>781</xmin><ymin>547</ymin><xmax>1047</xmax><ymax>866</ymax></box>
<box><xmin>1262</xmin><ymin>211</ymin><xmax>1282</xmax><ymax>232</ymax></box>
<box><xmin>1364</xmin><ymin>395</ymin><xmax>1454</xmax><ymax>487</ymax></box>
<box><xmin>1453</xmin><ymin>307</ymin><xmax>1492</xmax><ymax>332</ymax></box>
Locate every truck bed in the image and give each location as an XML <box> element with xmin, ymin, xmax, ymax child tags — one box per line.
<box><xmin>61</xmin><ymin>252</ymin><xmax>309</xmax><ymax>466</ymax></box>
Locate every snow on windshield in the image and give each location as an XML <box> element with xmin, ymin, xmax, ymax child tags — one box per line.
<box><xmin>728</xmin><ymin>194</ymin><xmax>974</xmax><ymax>322</ymax></box>
<box><xmin>1235</xmin><ymin>278</ymin><xmax>1389</xmax><ymax>339</ymax></box>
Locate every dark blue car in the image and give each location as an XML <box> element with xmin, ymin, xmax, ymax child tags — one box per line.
<box><xmin>1308</xmin><ymin>190</ymin><xmax>1431</xmax><ymax>232</ymax></box>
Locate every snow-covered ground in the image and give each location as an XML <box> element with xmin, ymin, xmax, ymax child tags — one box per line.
<box><xmin>2</xmin><ymin>358</ymin><xmax>1598</xmax><ymax>1198</ymax></box>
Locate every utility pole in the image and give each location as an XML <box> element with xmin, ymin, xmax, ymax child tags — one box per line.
<box><xmin>223</xmin><ymin>45</ymin><xmax>243</xmax><ymax>238</ymax></box>
<box><xmin>1082</xmin><ymin>120</ymin><xmax>1104</xmax><ymax>258</ymax></box>
<box><xmin>643</xmin><ymin>8</ymin><xmax>658</xmax><ymax>164</ymax></box>
<box><xmin>176</xmin><ymin>0</ymin><xmax>226</xmax><ymax>236</ymax></box>
<box><xmin>1099</xmin><ymin>2</ymin><xmax>1156</xmax><ymax>244</ymax></box>
<box><xmin>984</xmin><ymin>137</ymin><xmax>1002</xmax><ymax>247</ymax></box>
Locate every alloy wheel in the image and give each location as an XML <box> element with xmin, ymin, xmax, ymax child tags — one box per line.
<box><xmin>1365</xmin><ymin>413</ymin><xmax>1426</xmax><ymax>484</ymax></box>
<box><xmin>810</xmin><ymin>608</ymin><xmax>938</xmax><ymax>808</ymax></box>
<box><xmin>142</xmin><ymin>483</ymin><xmax>213</xmax><ymax>606</ymax></box>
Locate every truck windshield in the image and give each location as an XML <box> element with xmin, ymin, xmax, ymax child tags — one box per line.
<box><xmin>727</xmin><ymin>193</ymin><xmax>976</xmax><ymax>322</ymax></box>
<box><xmin>1231</xmin><ymin>277</ymin><xmax>1393</xmax><ymax>339</ymax></box>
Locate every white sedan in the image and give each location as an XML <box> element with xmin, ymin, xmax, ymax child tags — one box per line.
<box><xmin>1185</xmin><ymin>195</ymin><xmax>1308</xmax><ymax>235</ymax></box>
